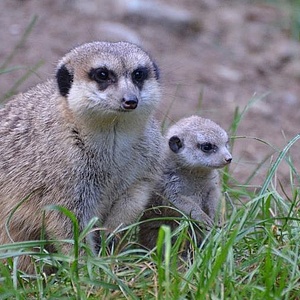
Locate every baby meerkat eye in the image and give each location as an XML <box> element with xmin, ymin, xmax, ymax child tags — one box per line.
<box><xmin>199</xmin><ymin>142</ymin><xmax>217</xmax><ymax>153</ymax></box>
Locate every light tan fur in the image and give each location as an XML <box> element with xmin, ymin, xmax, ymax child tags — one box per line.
<box><xmin>0</xmin><ymin>41</ymin><xmax>163</xmax><ymax>272</ymax></box>
<box><xmin>139</xmin><ymin>115</ymin><xmax>232</xmax><ymax>249</ymax></box>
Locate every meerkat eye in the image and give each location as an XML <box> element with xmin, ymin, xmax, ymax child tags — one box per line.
<box><xmin>199</xmin><ymin>143</ymin><xmax>217</xmax><ymax>153</ymax></box>
<box><xmin>132</xmin><ymin>67</ymin><xmax>149</xmax><ymax>85</ymax></box>
<box><xmin>89</xmin><ymin>67</ymin><xmax>111</xmax><ymax>82</ymax></box>
<box><xmin>95</xmin><ymin>68</ymin><xmax>109</xmax><ymax>81</ymax></box>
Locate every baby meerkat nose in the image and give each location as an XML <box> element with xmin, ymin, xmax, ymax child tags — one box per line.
<box><xmin>225</xmin><ymin>156</ymin><xmax>232</xmax><ymax>164</ymax></box>
<box><xmin>122</xmin><ymin>94</ymin><xmax>138</xmax><ymax>110</ymax></box>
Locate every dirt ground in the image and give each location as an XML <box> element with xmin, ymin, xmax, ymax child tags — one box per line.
<box><xmin>1</xmin><ymin>0</ymin><xmax>300</xmax><ymax>193</ymax></box>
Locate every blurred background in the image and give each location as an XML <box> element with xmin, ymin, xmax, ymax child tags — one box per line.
<box><xmin>1</xmin><ymin>0</ymin><xmax>300</xmax><ymax>193</ymax></box>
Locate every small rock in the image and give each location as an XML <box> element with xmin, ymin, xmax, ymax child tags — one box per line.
<box><xmin>95</xmin><ymin>22</ymin><xmax>141</xmax><ymax>44</ymax></box>
<box><xmin>280</xmin><ymin>91</ymin><xmax>298</xmax><ymax>106</ymax></box>
<box><xmin>215</xmin><ymin>65</ymin><xmax>243</xmax><ymax>82</ymax></box>
<box><xmin>117</xmin><ymin>0</ymin><xmax>201</xmax><ymax>34</ymax></box>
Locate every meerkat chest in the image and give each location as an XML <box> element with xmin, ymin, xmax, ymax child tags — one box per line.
<box><xmin>177</xmin><ymin>170</ymin><xmax>219</xmax><ymax>198</ymax></box>
<box><xmin>81</xmin><ymin>130</ymin><xmax>151</xmax><ymax>197</ymax></box>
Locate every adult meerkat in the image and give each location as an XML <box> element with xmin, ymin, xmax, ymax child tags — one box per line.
<box><xmin>0</xmin><ymin>41</ymin><xmax>163</xmax><ymax>272</ymax></box>
<box><xmin>139</xmin><ymin>115</ymin><xmax>232</xmax><ymax>249</ymax></box>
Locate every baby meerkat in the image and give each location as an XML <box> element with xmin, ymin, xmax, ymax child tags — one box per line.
<box><xmin>139</xmin><ymin>115</ymin><xmax>232</xmax><ymax>250</ymax></box>
<box><xmin>0</xmin><ymin>41</ymin><xmax>163</xmax><ymax>272</ymax></box>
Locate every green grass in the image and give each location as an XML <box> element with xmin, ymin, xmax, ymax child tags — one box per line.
<box><xmin>1</xmin><ymin>100</ymin><xmax>300</xmax><ymax>299</ymax></box>
<box><xmin>2</xmin><ymin>6</ymin><xmax>300</xmax><ymax>298</ymax></box>
<box><xmin>0</xmin><ymin>16</ymin><xmax>43</xmax><ymax>104</ymax></box>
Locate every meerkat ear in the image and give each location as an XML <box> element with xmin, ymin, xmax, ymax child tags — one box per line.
<box><xmin>56</xmin><ymin>64</ymin><xmax>74</xmax><ymax>97</ymax></box>
<box><xmin>169</xmin><ymin>135</ymin><xmax>183</xmax><ymax>153</ymax></box>
<box><xmin>152</xmin><ymin>62</ymin><xmax>160</xmax><ymax>80</ymax></box>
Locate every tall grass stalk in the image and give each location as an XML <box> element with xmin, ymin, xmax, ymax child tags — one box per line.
<box><xmin>0</xmin><ymin>101</ymin><xmax>300</xmax><ymax>297</ymax></box>
<box><xmin>1</xmin><ymin>33</ymin><xmax>300</xmax><ymax>296</ymax></box>
<box><xmin>0</xmin><ymin>16</ymin><xmax>43</xmax><ymax>104</ymax></box>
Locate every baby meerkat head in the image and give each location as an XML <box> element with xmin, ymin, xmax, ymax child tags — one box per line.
<box><xmin>167</xmin><ymin>116</ymin><xmax>232</xmax><ymax>169</ymax></box>
<box><xmin>55</xmin><ymin>41</ymin><xmax>160</xmax><ymax>120</ymax></box>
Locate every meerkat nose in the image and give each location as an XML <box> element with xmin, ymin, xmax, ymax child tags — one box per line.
<box><xmin>225</xmin><ymin>156</ymin><xmax>232</xmax><ymax>164</ymax></box>
<box><xmin>122</xmin><ymin>94</ymin><xmax>138</xmax><ymax>110</ymax></box>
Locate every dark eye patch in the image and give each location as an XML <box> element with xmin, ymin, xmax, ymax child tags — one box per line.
<box><xmin>132</xmin><ymin>67</ymin><xmax>149</xmax><ymax>89</ymax></box>
<box><xmin>88</xmin><ymin>67</ymin><xmax>116</xmax><ymax>90</ymax></box>
<box><xmin>198</xmin><ymin>142</ymin><xmax>218</xmax><ymax>153</ymax></box>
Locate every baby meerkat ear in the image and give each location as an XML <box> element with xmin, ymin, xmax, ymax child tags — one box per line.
<box><xmin>56</xmin><ymin>64</ymin><xmax>74</xmax><ymax>97</ymax></box>
<box><xmin>169</xmin><ymin>135</ymin><xmax>184</xmax><ymax>153</ymax></box>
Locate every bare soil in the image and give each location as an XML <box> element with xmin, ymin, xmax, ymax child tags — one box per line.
<box><xmin>1</xmin><ymin>0</ymin><xmax>300</xmax><ymax>192</ymax></box>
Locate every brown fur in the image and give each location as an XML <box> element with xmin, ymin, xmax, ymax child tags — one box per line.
<box><xmin>0</xmin><ymin>41</ymin><xmax>163</xmax><ymax>272</ymax></box>
<box><xmin>139</xmin><ymin>116</ymin><xmax>232</xmax><ymax>250</ymax></box>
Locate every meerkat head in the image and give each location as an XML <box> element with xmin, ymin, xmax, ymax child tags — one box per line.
<box><xmin>166</xmin><ymin>116</ymin><xmax>232</xmax><ymax>170</ymax></box>
<box><xmin>55</xmin><ymin>41</ymin><xmax>160</xmax><ymax>121</ymax></box>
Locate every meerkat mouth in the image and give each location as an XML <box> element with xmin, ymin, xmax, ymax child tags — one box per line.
<box><xmin>121</xmin><ymin>97</ymin><xmax>139</xmax><ymax>110</ymax></box>
<box><xmin>117</xmin><ymin>107</ymin><xmax>137</xmax><ymax>113</ymax></box>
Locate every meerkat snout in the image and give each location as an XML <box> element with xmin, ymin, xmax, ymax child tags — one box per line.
<box><xmin>224</xmin><ymin>154</ymin><xmax>232</xmax><ymax>164</ymax></box>
<box><xmin>216</xmin><ymin>144</ymin><xmax>232</xmax><ymax>167</ymax></box>
<box><xmin>121</xmin><ymin>94</ymin><xmax>138</xmax><ymax>110</ymax></box>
